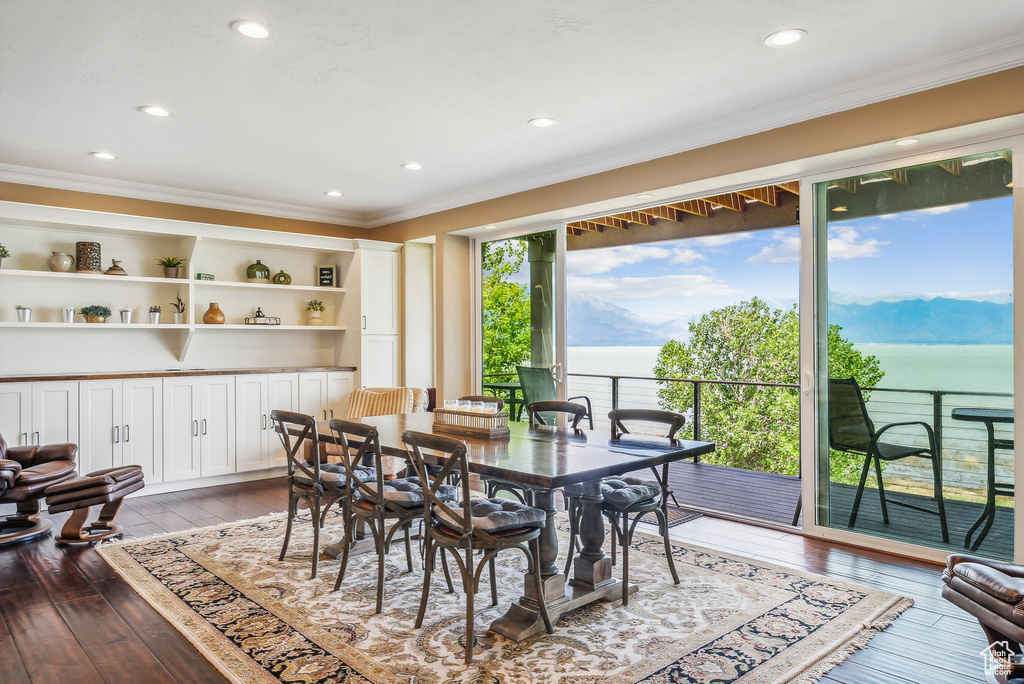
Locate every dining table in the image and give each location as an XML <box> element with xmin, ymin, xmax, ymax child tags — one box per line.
<box><xmin>951</xmin><ymin>407</ymin><xmax>1014</xmax><ymax>551</ymax></box>
<box><xmin>302</xmin><ymin>412</ymin><xmax>715</xmax><ymax>641</ymax></box>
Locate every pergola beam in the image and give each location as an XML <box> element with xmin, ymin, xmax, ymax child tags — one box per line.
<box><xmin>736</xmin><ymin>185</ymin><xmax>780</xmax><ymax>206</ymax></box>
<box><xmin>704</xmin><ymin>193</ymin><xmax>746</xmax><ymax>212</ymax></box>
<box><xmin>636</xmin><ymin>205</ymin><xmax>685</xmax><ymax>222</ymax></box>
<box><xmin>776</xmin><ymin>181</ymin><xmax>800</xmax><ymax>195</ymax></box>
<box><xmin>667</xmin><ymin>199</ymin><xmax>714</xmax><ymax>218</ymax></box>
<box><xmin>610</xmin><ymin>211</ymin><xmax>655</xmax><ymax>226</ymax></box>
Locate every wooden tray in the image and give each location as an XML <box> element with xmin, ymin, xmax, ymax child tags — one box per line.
<box><xmin>433</xmin><ymin>408</ymin><xmax>511</xmax><ymax>440</ymax></box>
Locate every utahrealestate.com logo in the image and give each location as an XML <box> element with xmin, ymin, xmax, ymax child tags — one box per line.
<box><xmin>981</xmin><ymin>641</ymin><xmax>1019</xmax><ymax>676</ymax></box>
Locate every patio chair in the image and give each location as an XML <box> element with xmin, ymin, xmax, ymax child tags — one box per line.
<box><xmin>829</xmin><ymin>377</ymin><xmax>949</xmax><ymax>543</ymax></box>
<box><xmin>517</xmin><ymin>366</ymin><xmax>594</xmax><ymax>429</ymax></box>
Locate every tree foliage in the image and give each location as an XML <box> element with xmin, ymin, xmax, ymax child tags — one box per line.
<box><xmin>652</xmin><ymin>298</ymin><xmax>883</xmax><ymax>482</ymax></box>
<box><xmin>481</xmin><ymin>239</ymin><xmax>532</xmax><ymax>377</ymax></box>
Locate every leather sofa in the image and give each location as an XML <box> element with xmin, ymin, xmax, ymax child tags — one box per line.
<box><xmin>0</xmin><ymin>432</ymin><xmax>78</xmax><ymax>545</ymax></box>
<box><xmin>942</xmin><ymin>554</ymin><xmax>1024</xmax><ymax>683</ymax></box>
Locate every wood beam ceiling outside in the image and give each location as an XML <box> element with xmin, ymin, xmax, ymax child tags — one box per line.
<box><xmin>636</xmin><ymin>205</ymin><xmax>685</xmax><ymax>222</ymax></box>
<box><xmin>584</xmin><ymin>216</ymin><xmax>630</xmax><ymax>230</ymax></box>
<box><xmin>776</xmin><ymin>181</ymin><xmax>799</xmax><ymax>195</ymax></box>
<box><xmin>610</xmin><ymin>211</ymin><xmax>655</xmax><ymax>226</ymax></box>
<box><xmin>667</xmin><ymin>199</ymin><xmax>714</xmax><ymax>217</ymax></box>
<box><xmin>704</xmin><ymin>193</ymin><xmax>746</xmax><ymax>212</ymax></box>
<box><xmin>736</xmin><ymin>185</ymin><xmax>780</xmax><ymax>206</ymax></box>
<box><xmin>939</xmin><ymin>160</ymin><xmax>963</xmax><ymax>177</ymax></box>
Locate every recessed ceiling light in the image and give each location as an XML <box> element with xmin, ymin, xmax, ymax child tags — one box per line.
<box><xmin>90</xmin><ymin>151</ymin><xmax>117</xmax><ymax>160</ymax></box>
<box><xmin>324</xmin><ymin>190</ymin><xmax>343</xmax><ymax>197</ymax></box>
<box><xmin>528</xmin><ymin>117</ymin><xmax>557</xmax><ymax>128</ymax></box>
<box><xmin>832</xmin><ymin>206</ymin><xmax>848</xmax><ymax>212</ymax></box>
<box><xmin>402</xmin><ymin>162</ymin><xmax>423</xmax><ymax>171</ymax></box>
<box><xmin>231</xmin><ymin>20</ymin><xmax>270</xmax><ymax>38</ymax></box>
<box><xmin>140</xmin><ymin>106</ymin><xmax>172</xmax><ymax>117</ymax></box>
<box><xmin>895</xmin><ymin>138</ymin><xmax>919</xmax><ymax>146</ymax></box>
<box><xmin>764</xmin><ymin>29</ymin><xmax>806</xmax><ymax>47</ymax></box>
<box><xmin>484</xmin><ymin>225</ymin><xmax>497</xmax><ymax>230</ymax></box>
<box><xmin>635</xmin><ymin>193</ymin><xmax>653</xmax><ymax>199</ymax></box>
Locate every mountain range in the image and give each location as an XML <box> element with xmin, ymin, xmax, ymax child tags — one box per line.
<box><xmin>566</xmin><ymin>293</ymin><xmax>1013</xmax><ymax>346</ymax></box>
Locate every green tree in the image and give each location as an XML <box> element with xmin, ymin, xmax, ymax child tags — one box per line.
<box><xmin>481</xmin><ymin>239</ymin><xmax>532</xmax><ymax>377</ymax></box>
<box><xmin>652</xmin><ymin>298</ymin><xmax>883</xmax><ymax>482</ymax></box>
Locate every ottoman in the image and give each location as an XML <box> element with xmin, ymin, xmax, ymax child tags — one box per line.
<box><xmin>45</xmin><ymin>465</ymin><xmax>145</xmax><ymax>544</ymax></box>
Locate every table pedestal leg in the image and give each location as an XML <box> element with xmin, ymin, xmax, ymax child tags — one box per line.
<box><xmin>571</xmin><ymin>480</ymin><xmax>613</xmax><ymax>589</ymax></box>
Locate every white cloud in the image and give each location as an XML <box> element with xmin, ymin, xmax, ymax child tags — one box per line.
<box><xmin>746</xmin><ymin>236</ymin><xmax>800</xmax><ymax>265</ymax></box>
<box><xmin>691</xmin><ymin>233</ymin><xmax>753</xmax><ymax>248</ymax></box>
<box><xmin>565</xmin><ymin>244</ymin><xmax>671</xmax><ymax>275</ymax></box>
<box><xmin>669</xmin><ymin>247</ymin><xmax>705</xmax><ymax>264</ymax></box>
<box><xmin>568</xmin><ymin>274</ymin><xmax>740</xmax><ymax>300</ymax></box>
<box><xmin>914</xmin><ymin>203</ymin><xmax>969</xmax><ymax>216</ymax></box>
<box><xmin>746</xmin><ymin>227</ymin><xmax>886</xmax><ymax>265</ymax></box>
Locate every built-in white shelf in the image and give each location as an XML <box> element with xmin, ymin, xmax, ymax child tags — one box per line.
<box><xmin>0</xmin><ymin>322</ymin><xmax>191</xmax><ymax>329</ymax></box>
<box><xmin>193</xmin><ymin>324</ymin><xmax>346</xmax><ymax>331</ymax></box>
<box><xmin>193</xmin><ymin>279</ymin><xmax>346</xmax><ymax>294</ymax></box>
<box><xmin>0</xmin><ymin>268</ymin><xmax>185</xmax><ymax>285</ymax></box>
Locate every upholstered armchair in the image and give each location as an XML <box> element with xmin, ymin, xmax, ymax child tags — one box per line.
<box><xmin>0</xmin><ymin>431</ymin><xmax>78</xmax><ymax>545</ymax></box>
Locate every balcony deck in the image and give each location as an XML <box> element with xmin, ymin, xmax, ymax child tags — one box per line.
<box><xmin>667</xmin><ymin>460</ymin><xmax>1012</xmax><ymax>559</ymax></box>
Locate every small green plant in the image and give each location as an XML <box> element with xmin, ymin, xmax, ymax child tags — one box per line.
<box><xmin>0</xmin><ymin>243</ymin><xmax>10</xmax><ymax>259</ymax></box>
<box><xmin>149</xmin><ymin>305</ymin><xmax>162</xmax><ymax>313</ymax></box>
<box><xmin>157</xmin><ymin>256</ymin><xmax>186</xmax><ymax>268</ymax></box>
<box><xmin>306</xmin><ymin>300</ymin><xmax>325</xmax><ymax>312</ymax></box>
<box><xmin>80</xmin><ymin>305</ymin><xmax>112</xmax><ymax>318</ymax></box>
<box><xmin>15</xmin><ymin>304</ymin><xmax>31</xmax><ymax>310</ymax></box>
<box><xmin>119</xmin><ymin>306</ymin><xmax>134</xmax><ymax>313</ymax></box>
<box><xmin>169</xmin><ymin>296</ymin><xmax>186</xmax><ymax>314</ymax></box>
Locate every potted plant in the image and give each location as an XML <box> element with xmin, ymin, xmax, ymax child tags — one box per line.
<box><xmin>119</xmin><ymin>306</ymin><xmax>134</xmax><ymax>324</ymax></box>
<box><xmin>306</xmin><ymin>299</ymin><xmax>325</xmax><ymax>325</ymax></box>
<box><xmin>61</xmin><ymin>305</ymin><xmax>75</xmax><ymax>323</ymax></box>
<box><xmin>148</xmin><ymin>305</ymin><xmax>161</xmax><ymax>324</ymax></box>
<box><xmin>15</xmin><ymin>305</ymin><xmax>31</xmax><ymax>323</ymax></box>
<box><xmin>157</xmin><ymin>256</ymin><xmax>186</xmax><ymax>279</ymax></box>
<box><xmin>0</xmin><ymin>243</ymin><xmax>9</xmax><ymax>269</ymax></box>
<box><xmin>80</xmin><ymin>305</ymin><xmax>112</xmax><ymax>323</ymax></box>
<box><xmin>169</xmin><ymin>296</ymin><xmax>186</xmax><ymax>324</ymax></box>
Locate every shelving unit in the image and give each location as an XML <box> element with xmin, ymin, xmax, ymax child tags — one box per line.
<box><xmin>0</xmin><ymin>269</ymin><xmax>187</xmax><ymax>285</ymax></box>
<box><xmin>0</xmin><ymin>322</ymin><xmax>190</xmax><ymax>329</ymax></box>
<box><xmin>193</xmin><ymin>280</ymin><xmax>347</xmax><ymax>294</ymax></box>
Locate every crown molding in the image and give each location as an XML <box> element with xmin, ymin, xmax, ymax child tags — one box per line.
<box><xmin>364</xmin><ymin>35</ymin><xmax>1024</xmax><ymax>227</ymax></box>
<box><xmin>0</xmin><ymin>162</ymin><xmax>373</xmax><ymax>228</ymax></box>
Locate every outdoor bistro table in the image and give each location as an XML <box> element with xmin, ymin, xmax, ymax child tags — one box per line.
<box><xmin>302</xmin><ymin>412</ymin><xmax>714</xmax><ymax>640</ymax></box>
<box><xmin>480</xmin><ymin>380</ymin><xmax>526</xmax><ymax>420</ymax></box>
<box><xmin>951</xmin><ymin>407</ymin><xmax>1014</xmax><ymax>551</ymax></box>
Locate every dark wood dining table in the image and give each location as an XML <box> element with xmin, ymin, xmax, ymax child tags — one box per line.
<box><xmin>305</xmin><ymin>412</ymin><xmax>715</xmax><ymax>640</ymax></box>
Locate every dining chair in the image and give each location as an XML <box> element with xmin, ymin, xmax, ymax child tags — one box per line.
<box><xmin>528</xmin><ymin>400</ymin><xmax>588</xmax><ymax>429</ymax></box>
<box><xmin>403</xmin><ymin>430</ymin><xmax>553</xmax><ymax>663</ymax></box>
<box><xmin>829</xmin><ymin>377</ymin><xmax>948</xmax><ymax>542</ymax></box>
<box><xmin>328</xmin><ymin>418</ymin><xmax>457</xmax><ymax>613</ymax></box>
<box><xmin>561</xmin><ymin>409</ymin><xmax>687</xmax><ymax>604</ymax></box>
<box><xmin>272</xmin><ymin>410</ymin><xmax>353</xmax><ymax>579</ymax></box>
<box><xmin>517</xmin><ymin>365</ymin><xmax>594</xmax><ymax>429</ymax></box>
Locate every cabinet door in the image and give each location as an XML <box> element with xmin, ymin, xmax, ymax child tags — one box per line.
<box><xmin>199</xmin><ymin>377</ymin><xmax>235</xmax><ymax>477</ymax></box>
<box><xmin>163</xmin><ymin>378</ymin><xmax>201</xmax><ymax>482</ymax></box>
<box><xmin>298</xmin><ymin>372</ymin><xmax>328</xmax><ymax>420</ymax></box>
<box><xmin>361</xmin><ymin>250</ymin><xmax>399</xmax><ymax>334</ymax></box>
<box><xmin>0</xmin><ymin>383</ymin><xmax>31</xmax><ymax>447</ymax></box>
<box><xmin>327</xmin><ymin>372</ymin><xmax>354</xmax><ymax>420</ymax></box>
<box><xmin>31</xmin><ymin>381</ymin><xmax>79</xmax><ymax>448</ymax></box>
<box><xmin>79</xmin><ymin>381</ymin><xmax>121</xmax><ymax>474</ymax></box>
<box><xmin>122</xmin><ymin>379</ymin><xmax>163</xmax><ymax>484</ymax></box>
<box><xmin>235</xmin><ymin>375</ymin><xmax>269</xmax><ymax>472</ymax></box>
<box><xmin>360</xmin><ymin>335</ymin><xmax>399</xmax><ymax>388</ymax></box>
<box><xmin>268</xmin><ymin>373</ymin><xmax>299</xmax><ymax>466</ymax></box>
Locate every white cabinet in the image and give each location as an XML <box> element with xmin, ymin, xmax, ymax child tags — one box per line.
<box><xmin>163</xmin><ymin>378</ymin><xmax>201</xmax><ymax>482</ymax></box>
<box><xmin>297</xmin><ymin>371</ymin><xmax>355</xmax><ymax>422</ymax></box>
<box><xmin>79</xmin><ymin>379</ymin><xmax>163</xmax><ymax>482</ymax></box>
<box><xmin>360</xmin><ymin>335</ymin><xmax>399</xmax><ymax>388</ymax></box>
<box><xmin>0</xmin><ymin>383</ymin><xmax>31</xmax><ymax>447</ymax></box>
<box><xmin>327</xmin><ymin>371</ymin><xmax>354</xmax><ymax>420</ymax></box>
<box><xmin>163</xmin><ymin>376</ymin><xmax>236</xmax><ymax>481</ymax></box>
<box><xmin>361</xmin><ymin>249</ymin><xmax>400</xmax><ymax>335</ymax></box>
<box><xmin>268</xmin><ymin>373</ymin><xmax>299</xmax><ymax>466</ymax></box>
<box><xmin>32</xmin><ymin>382</ymin><xmax>78</xmax><ymax>448</ymax></box>
<box><xmin>235</xmin><ymin>375</ymin><xmax>271</xmax><ymax>472</ymax></box>
<box><xmin>199</xmin><ymin>377</ymin><xmax>236</xmax><ymax>477</ymax></box>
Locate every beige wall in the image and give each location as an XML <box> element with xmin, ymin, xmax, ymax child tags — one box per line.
<box><xmin>434</xmin><ymin>234</ymin><xmax>473</xmax><ymax>400</ymax></box>
<box><xmin>404</xmin><ymin>241</ymin><xmax>435</xmax><ymax>388</ymax></box>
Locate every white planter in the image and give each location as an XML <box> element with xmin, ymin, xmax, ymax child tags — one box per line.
<box><xmin>120</xmin><ymin>311</ymin><xmax>133</xmax><ymax>324</ymax></box>
<box><xmin>149</xmin><ymin>311</ymin><xmax>160</xmax><ymax>324</ymax></box>
<box><xmin>173</xmin><ymin>312</ymin><xmax>183</xmax><ymax>324</ymax></box>
<box><xmin>61</xmin><ymin>308</ymin><xmax>74</xmax><ymax>323</ymax></box>
<box><xmin>16</xmin><ymin>309</ymin><xmax>31</xmax><ymax>323</ymax></box>
<box><xmin>308</xmin><ymin>310</ymin><xmax>323</xmax><ymax>326</ymax></box>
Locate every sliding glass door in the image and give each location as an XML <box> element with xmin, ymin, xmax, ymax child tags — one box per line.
<box><xmin>813</xmin><ymin>148</ymin><xmax>1015</xmax><ymax>560</ymax></box>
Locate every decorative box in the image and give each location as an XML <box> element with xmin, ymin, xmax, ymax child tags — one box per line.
<box><xmin>195</xmin><ymin>273</ymin><xmax>215</xmax><ymax>280</ymax></box>
<box><xmin>432</xmin><ymin>409</ymin><xmax>510</xmax><ymax>439</ymax></box>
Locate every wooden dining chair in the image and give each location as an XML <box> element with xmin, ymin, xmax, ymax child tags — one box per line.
<box><xmin>272</xmin><ymin>410</ymin><xmax>352</xmax><ymax>579</ymax></box>
<box><xmin>404</xmin><ymin>430</ymin><xmax>553</xmax><ymax>663</ymax></box>
<box><xmin>562</xmin><ymin>409</ymin><xmax>687</xmax><ymax>604</ymax></box>
<box><xmin>527</xmin><ymin>400</ymin><xmax>588</xmax><ymax>429</ymax></box>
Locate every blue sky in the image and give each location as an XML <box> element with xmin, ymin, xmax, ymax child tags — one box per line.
<box><xmin>563</xmin><ymin>195</ymin><xmax>1012</xmax><ymax>324</ymax></box>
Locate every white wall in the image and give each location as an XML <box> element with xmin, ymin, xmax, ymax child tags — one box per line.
<box><xmin>404</xmin><ymin>241</ymin><xmax>435</xmax><ymax>388</ymax></box>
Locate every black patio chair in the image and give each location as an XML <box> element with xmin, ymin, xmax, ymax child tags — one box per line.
<box><xmin>829</xmin><ymin>377</ymin><xmax>949</xmax><ymax>543</ymax></box>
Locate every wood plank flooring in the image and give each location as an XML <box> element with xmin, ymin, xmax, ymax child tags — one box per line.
<box><xmin>0</xmin><ymin>477</ymin><xmax>989</xmax><ymax>683</ymax></box>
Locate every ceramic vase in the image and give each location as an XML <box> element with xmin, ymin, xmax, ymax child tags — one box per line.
<box><xmin>149</xmin><ymin>311</ymin><xmax>160</xmax><ymax>324</ymax></box>
<box><xmin>246</xmin><ymin>260</ymin><xmax>270</xmax><ymax>283</ymax></box>
<box><xmin>16</xmin><ymin>308</ymin><xmax>31</xmax><ymax>323</ymax></box>
<box><xmin>272</xmin><ymin>270</ymin><xmax>292</xmax><ymax>285</ymax></box>
<box><xmin>48</xmin><ymin>252</ymin><xmax>75</xmax><ymax>272</ymax></box>
<box><xmin>203</xmin><ymin>302</ymin><xmax>225</xmax><ymax>324</ymax></box>
<box><xmin>76</xmin><ymin>241</ymin><xmax>101</xmax><ymax>273</ymax></box>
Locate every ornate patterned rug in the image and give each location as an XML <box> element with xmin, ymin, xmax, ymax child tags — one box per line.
<box><xmin>98</xmin><ymin>512</ymin><xmax>911</xmax><ymax>683</ymax></box>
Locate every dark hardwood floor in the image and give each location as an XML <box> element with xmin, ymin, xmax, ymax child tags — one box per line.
<box><xmin>0</xmin><ymin>477</ymin><xmax>987</xmax><ymax>683</ymax></box>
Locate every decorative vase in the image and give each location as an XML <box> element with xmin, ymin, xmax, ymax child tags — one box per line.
<box><xmin>202</xmin><ymin>302</ymin><xmax>225</xmax><ymax>324</ymax></box>
<box><xmin>246</xmin><ymin>259</ymin><xmax>270</xmax><ymax>283</ymax></box>
<box><xmin>48</xmin><ymin>252</ymin><xmax>75</xmax><ymax>273</ymax></box>
<box><xmin>308</xmin><ymin>310</ymin><xmax>323</xmax><ymax>326</ymax></box>
<box><xmin>173</xmin><ymin>312</ymin><xmax>184</xmax><ymax>324</ymax></box>
<box><xmin>76</xmin><ymin>241</ymin><xmax>101</xmax><ymax>273</ymax></box>
<box><xmin>16</xmin><ymin>309</ymin><xmax>31</xmax><ymax>323</ymax></box>
<box><xmin>120</xmin><ymin>310</ymin><xmax>133</xmax><ymax>324</ymax></box>
<box><xmin>61</xmin><ymin>307</ymin><xmax>75</xmax><ymax>323</ymax></box>
<box><xmin>105</xmin><ymin>259</ymin><xmax>128</xmax><ymax>276</ymax></box>
<box><xmin>149</xmin><ymin>311</ymin><xmax>160</xmax><ymax>324</ymax></box>
<box><xmin>163</xmin><ymin>266</ymin><xmax>180</xmax><ymax>279</ymax></box>
<box><xmin>85</xmin><ymin>314</ymin><xmax>105</xmax><ymax>324</ymax></box>
<box><xmin>272</xmin><ymin>270</ymin><xmax>292</xmax><ymax>285</ymax></box>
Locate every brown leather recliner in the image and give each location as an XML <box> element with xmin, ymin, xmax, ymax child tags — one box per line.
<box><xmin>0</xmin><ymin>432</ymin><xmax>78</xmax><ymax>545</ymax></box>
<box><xmin>943</xmin><ymin>554</ymin><xmax>1024</xmax><ymax>683</ymax></box>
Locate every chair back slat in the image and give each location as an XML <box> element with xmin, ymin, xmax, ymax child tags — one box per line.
<box><xmin>827</xmin><ymin>377</ymin><xmax>875</xmax><ymax>452</ymax></box>
<box><xmin>608</xmin><ymin>408</ymin><xmax>686</xmax><ymax>440</ymax></box>
<box><xmin>327</xmin><ymin>418</ymin><xmax>414</xmax><ymax>516</ymax></box>
<box><xmin>528</xmin><ymin>400</ymin><xmax>587</xmax><ymax>429</ymax></box>
<box><xmin>271</xmin><ymin>410</ymin><xmax>321</xmax><ymax>484</ymax></box>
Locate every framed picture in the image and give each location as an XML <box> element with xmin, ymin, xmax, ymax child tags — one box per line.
<box><xmin>316</xmin><ymin>264</ymin><xmax>337</xmax><ymax>288</ymax></box>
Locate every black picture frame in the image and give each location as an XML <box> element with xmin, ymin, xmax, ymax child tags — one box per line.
<box><xmin>316</xmin><ymin>265</ymin><xmax>337</xmax><ymax>288</ymax></box>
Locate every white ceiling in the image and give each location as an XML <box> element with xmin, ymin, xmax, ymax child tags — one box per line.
<box><xmin>2</xmin><ymin>1</ymin><xmax>1023</xmax><ymax>228</ymax></box>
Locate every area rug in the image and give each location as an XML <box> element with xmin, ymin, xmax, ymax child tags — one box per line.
<box><xmin>664</xmin><ymin>506</ymin><xmax>703</xmax><ymax>528</ymax></box>
<box><xmin>98</xmin><ymin>512</ymin><xmax>911</xmax><ymax>683</ymax></box>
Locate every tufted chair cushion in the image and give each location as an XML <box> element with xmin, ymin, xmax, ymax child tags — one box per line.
<box><xmin>296</xmin><ymin>462</ymin><xmax>375</xmax><ymax>487</ymax></box>
<box><xmin>361</xmin><ymin>477</ymin><xmax>457</xmax><ymax>506</ymax></box>
<box><xmin>437</xmin><ymin>497</ymin><xmax>546</xmax><ymax>533</ymax></box>
<box><xmin>599</xmin><ymin>477</ymin><xmax>661</xmax><ymax>508</ymax></box>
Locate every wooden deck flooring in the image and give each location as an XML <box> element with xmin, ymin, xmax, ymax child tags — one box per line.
<box><xmin>668</xmin><ymin>460</ymin><xmax>1012</xmax><ymax>559</ymax></box>
<box><xmin>0</xmin><ymin>477</ymin><xmax>993</xmax><ymax>683</ymax></box>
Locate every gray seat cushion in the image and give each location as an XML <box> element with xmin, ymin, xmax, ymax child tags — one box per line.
<box><xmin>361</xmin><ymin>477</ymin><xmax>457</xmax><ymax>506</ymax></box>
<box><xmin>296</xmin><ymin>463</ymin><xmax>375</xmax><ymax>487</ymax></box>
<box><xmin>600</xmin><ymin>477</ymin><xmax>661</xmax><ymax>508</ymax></box>
<box><xmin>437</xmin><ymin>497</ymin><xmax>545</xmax><ymax>533</ymax></box>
